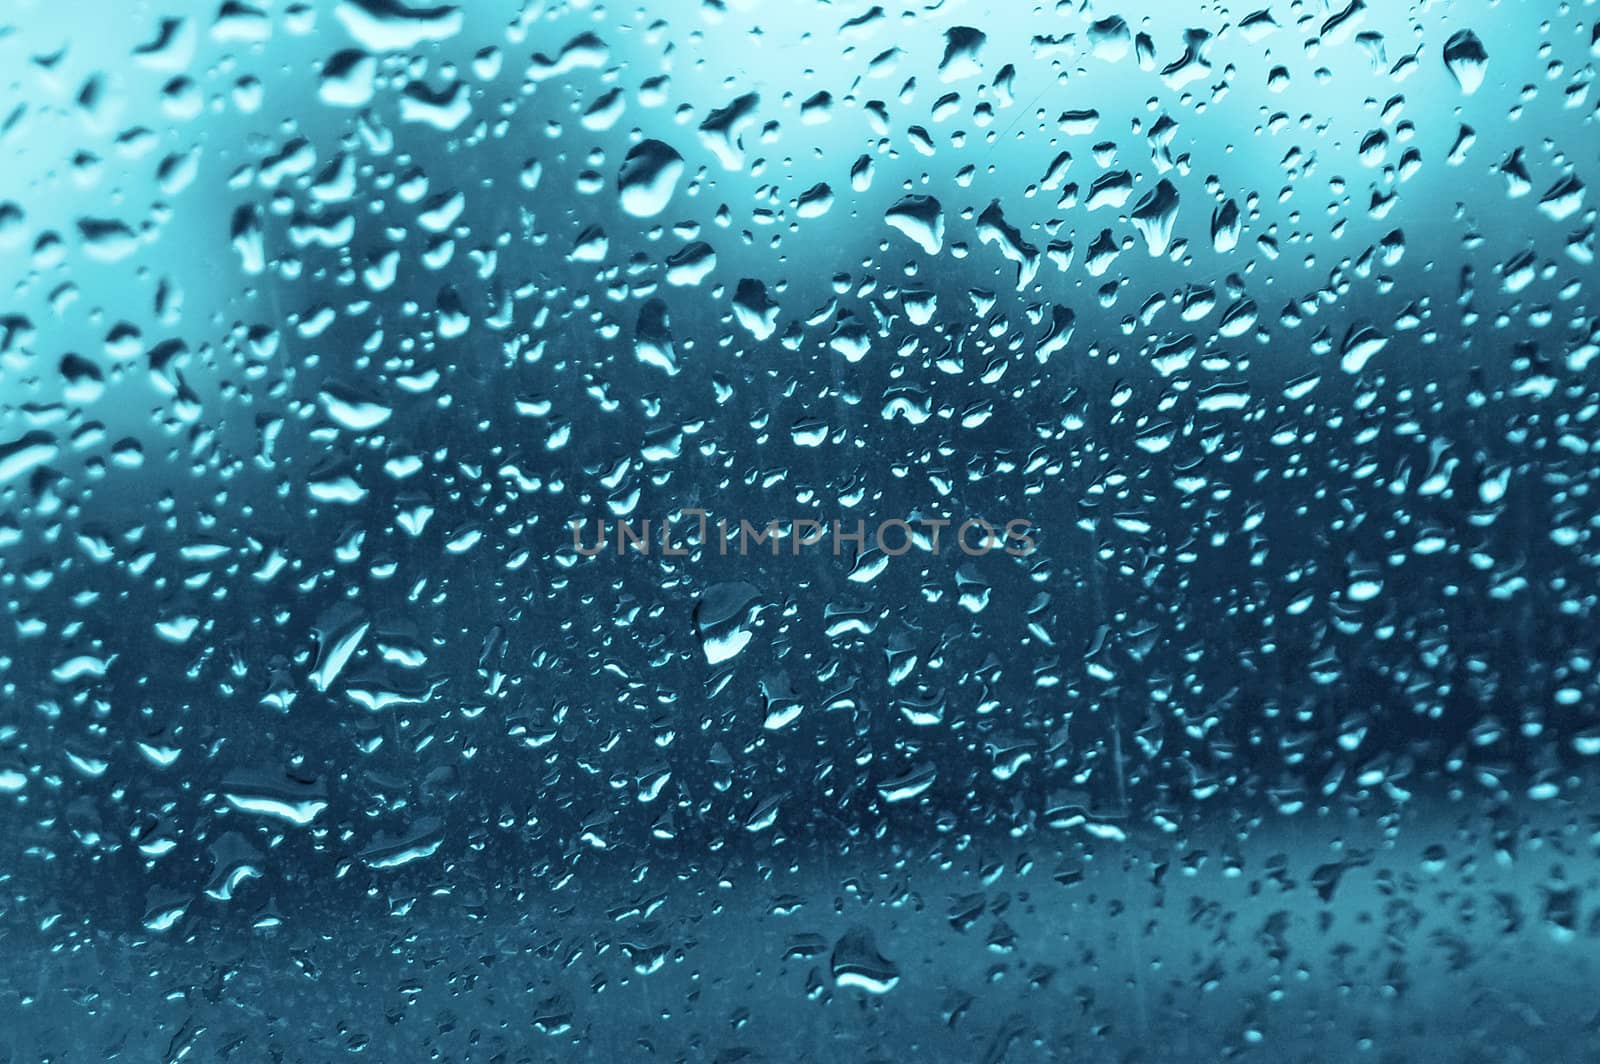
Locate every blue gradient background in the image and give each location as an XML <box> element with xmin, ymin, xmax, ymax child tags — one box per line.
<box><xmin>1</xmin><ymin>0</ymin><xmax>1598</xmax><ymax>1060</ymax></box>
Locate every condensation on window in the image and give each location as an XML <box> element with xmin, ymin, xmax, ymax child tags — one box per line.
<box><xmin>0</xmin><ymin>1</ymin><xmax>1597</xmax><ymax>1060</ymax></box>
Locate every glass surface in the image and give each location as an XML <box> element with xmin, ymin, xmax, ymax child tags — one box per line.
<box><xmin>1</xmin><ymin>0</ymin><xmax>1598</xmax><ymax>1059</ymax></box>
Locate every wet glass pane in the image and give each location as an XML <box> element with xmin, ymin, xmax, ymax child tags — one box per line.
<box><xmin>2</xmin><ymin>0</ymin><xmax>1598</xmax><ymax>1059</ymax></box>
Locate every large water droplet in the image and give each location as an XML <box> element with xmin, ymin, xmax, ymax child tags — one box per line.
<box><xmin>617</xmin><ymin>139</ymin><xmax>684</xmax><ymax>218</ymax></box>
<box><xmin>1443</xmin><ymin>30</ymin><xmax>1488</xmax><ymax>94</ymax></box>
